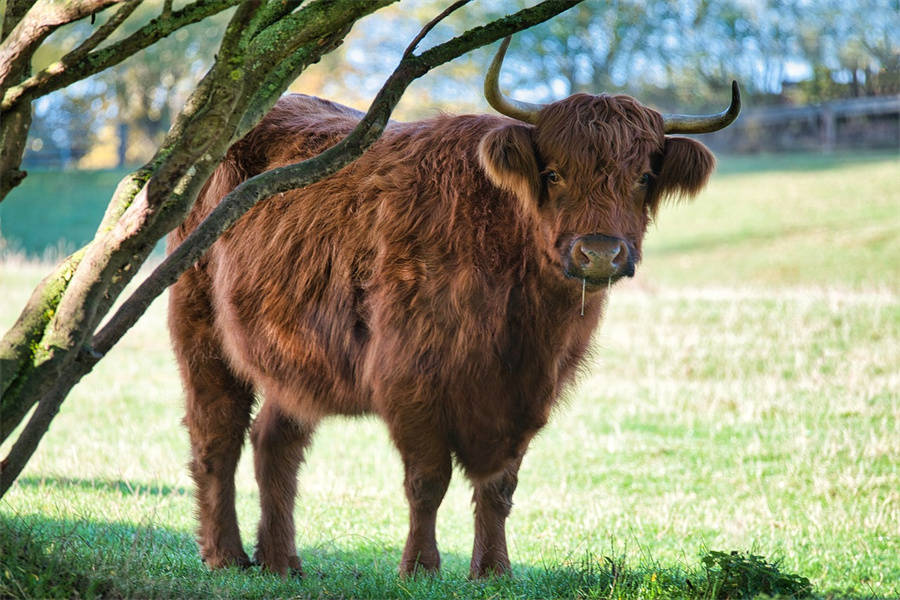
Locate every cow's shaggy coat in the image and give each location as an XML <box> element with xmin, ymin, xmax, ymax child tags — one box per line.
<box><xmin>168</xmin><ymin>92</ymin><xmax>716</xmax><ymax>577</ymax></box>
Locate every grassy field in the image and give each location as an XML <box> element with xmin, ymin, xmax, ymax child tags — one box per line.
<box><xmin>1</xmin><ymin>152</ymin><xmax>898</xmax><ymax>598</ymax></box>
<box><xmin>0</xmin><ymin>169</ymin><xmax>129</xmax><ymax>259</ymax></box>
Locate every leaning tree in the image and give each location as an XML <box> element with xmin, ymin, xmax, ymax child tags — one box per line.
<box><xmin>0</xmin><ymin>0</ymin><xmax>583</xmax><ymax>497</ymax></box>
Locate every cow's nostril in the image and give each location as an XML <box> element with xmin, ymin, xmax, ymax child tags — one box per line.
<box><xmin>572</xmin><ymin>240</ymin><xmax>592</xmax><ymax>267</ymax></box>
<box><xmin>580</xmin><ymin>247</ymin><xmax>593</xmax><ymax>267</ymax></box>
<box><xmin>567</xmin><ymin>234</ymin><xmax>632</xmax><ymax>281</ymax></box>
<box><xmin>611</xmin><ymin>241</ymin><xmax>628</xmax><ymax>267</ymax></box>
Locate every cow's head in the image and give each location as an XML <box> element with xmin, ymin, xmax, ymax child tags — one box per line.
<box><xmin>478</xmin><ymin>37</ymin><xmax>739</xmax><ymax>289</ymax></box>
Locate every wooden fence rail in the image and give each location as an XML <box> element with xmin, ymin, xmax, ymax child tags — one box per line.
<box><xmin>705</xmin><ymin>94</ymin><xmax>900</xmax><ymax>153</ymax></box>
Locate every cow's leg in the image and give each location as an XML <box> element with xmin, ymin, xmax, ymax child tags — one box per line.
<box><xmin>180</xmin><ymin>351</ymin><xmax>255</xmax><ymax>569</ymax></box>
<box><xmin>390</xmin><ymin>421</ymin><xmax>452</xmax><ymax>576</ymax></box>
<box><xmin>250</xmin><ymin>400</ymin><xmax>315</xmax><ymax>576</ymax></box>
<box><xmin>171</xmin><ymin>275</ymin><xmax>254</xmax><ymax>569</ymax></box>
<box><xmin>469</xmin><ymin>456</ymin><xmax>523</xmax><ymax>578</ymax></box>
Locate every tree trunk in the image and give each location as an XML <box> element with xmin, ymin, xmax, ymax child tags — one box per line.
<box><xmin>0</xmin><ymin>101</ymin><xmax>30</xmax><ymax>198</ymax></box>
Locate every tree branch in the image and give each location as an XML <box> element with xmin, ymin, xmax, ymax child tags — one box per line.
<box><xmin>91</xmin><ymin>0</ymin><xmax>582</xmax><ymax>359</ymax></box>
<box><xmin>2</xmin><ymin>1</ymin><xmax>38</xmax><ymax>39</ymax></box>
<box><xmin>247</xmin><ymin>0</ymin><xmax>392</xmax><ymax>70</ymax></box>
<box><xmin>0</xmin><ymin>0</ymin><xmax>128</xmax><ymax>200</ymax></box>
<box><xmin>64</xmin><ymin>0</ymin><xmax>142</xmax><ymax>61</ymax></box>
<box><xmin>1</xmin><ymin>0</ymin><xmax>242</xmax><ymax>111</ymax></box>
<box><xmin>0</xmin><ymin>0</ymin><xmax>119</xmax><ymax>89</ymax></box>
<box><xmin>0</xmin><ymin>249</ymin><xmax>86</xmax><ymax>439</ymax></box>
<box><xmin>247</xmin><ymin>0</ymin><xmax>305</xmax><ymax>40</ymax></box>
<box><xmin>0</xmin><ymin>101</ymin><xmax>31</xmax><ymax>200</ymax></box>
<box><xmin>402</xmin><ymin>0</ymin><xmax>471</xmax><ymax>58</ymax></box>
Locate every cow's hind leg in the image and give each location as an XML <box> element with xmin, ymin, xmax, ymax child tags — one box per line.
<box><xmin>251</xmin><ymin>400</ymin><xmax>315</xmax><ymax>576</ymax></box>
<box><xmin>389</xmin><ymin>418</ymin><xmax>452</xmax><ymax>576</ymax></box>
<box><xmin>181</xmin><ymin>355</ymin><xmax>255</xmax><ymax>568</ymax></box>
<box><xmin>469</xmin><ymin>457</ymin><xmax>523</xmax><ymax>578</ymax></box>
<box><xmin>171</xmin><ymin>276</ymin><xmax>255</xmax><ymax>569</ymax></box>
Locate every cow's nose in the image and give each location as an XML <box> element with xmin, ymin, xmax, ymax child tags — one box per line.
<box><xmin>568</xmin><ymin>235</ymin><xmax>633</xmax><ymax>281</ymax></box>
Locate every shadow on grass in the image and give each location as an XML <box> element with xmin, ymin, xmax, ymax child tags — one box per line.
<box><xmin>0</xmin><ymin>505</ymin><xmax>881</xmax><ymax>600</ymax></box>
<box><xmin>15</xmin><ymin>475</ymin><xmax>188</xmax><ymax>498</ymax></box>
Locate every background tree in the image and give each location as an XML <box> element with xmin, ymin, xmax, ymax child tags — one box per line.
<box><xmin>290</xmin><ymin>0</ymin><xmax>899</xmax><ymax>119</ymax></box>
<box><xmin>0</xmin><ymin>0</ymin><xmax>582</xmax><ymax>497</ymax></box>
<box><xmin>20</xmin><ymin>0</ymin><xmax>896</xmax><ymax>170</ymax></box>
<box><xmin>100</xmin><ymin>5</ymin><xmax>229</xmax><ymax>165</ymax></box>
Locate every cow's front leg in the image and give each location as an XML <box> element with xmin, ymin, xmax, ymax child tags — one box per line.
<box><xmin>391</xmin><ymin>426</ymin><xmax>452</xmax><ymax>576</ymax></box>
<box><xmin>469</xmin><ymin>456</ymin><xmax>522</xmax><ymax>578</ymax></box>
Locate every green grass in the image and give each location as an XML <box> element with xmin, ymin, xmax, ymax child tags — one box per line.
<box><xmin>1</xmin><ymin>153</ymin><xmax>898</xmax><ymax>598</ymax></box>
<box><xmin>642</xmin><ymin>151</ymin><xmax>899</xmax><ymax>289</ymax></box>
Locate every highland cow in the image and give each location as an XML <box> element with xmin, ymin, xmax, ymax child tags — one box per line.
<box><xmin>168</xmin><ymin>37</ymin><xmax>739</xmax><ymax>578</ymax></box>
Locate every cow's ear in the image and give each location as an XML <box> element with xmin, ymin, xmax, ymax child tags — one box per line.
<box><xmin>478</xmin><ymin>123</ymin><xmax>541</xmax><ymax>208</ymax></box>
<box><xmin>655</xmin><ymin>136</ymin><xmax>716</xmax><ymax>201</ymax></box>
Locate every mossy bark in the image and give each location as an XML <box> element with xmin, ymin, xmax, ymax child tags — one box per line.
<box><xmin>0</xmin><ymin>249</ymin><xmax>85</xmax><ymax>439</ymax></box>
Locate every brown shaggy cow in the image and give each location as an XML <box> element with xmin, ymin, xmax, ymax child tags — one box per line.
<box><xmin>168</xmin><ymin>38</ymin><xmax>739</xmax><ymax>578</ymax></box>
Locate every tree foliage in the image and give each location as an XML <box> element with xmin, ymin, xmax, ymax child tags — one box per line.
<box><xmin>296</xmin><ymin>0</ymin><xmax>900</xmax><ymax>121</ymax></box>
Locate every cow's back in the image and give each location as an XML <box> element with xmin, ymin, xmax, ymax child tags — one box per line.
<box><xmin>170</xmin><ymin>94</ymin><xmax>363</xmax><ymax>248</ymax></box>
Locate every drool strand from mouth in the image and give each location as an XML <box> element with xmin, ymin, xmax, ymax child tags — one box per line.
<box><xmin>581</xmin><ymin>278</ymin><xmax>586</xmax><ymax>317</ymax></box>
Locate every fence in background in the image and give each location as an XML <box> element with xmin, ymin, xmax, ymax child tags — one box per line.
<box><xmin>705</xmin><ymin>94</ymin><xmax>900</xmax><ymax>154</ymax></box>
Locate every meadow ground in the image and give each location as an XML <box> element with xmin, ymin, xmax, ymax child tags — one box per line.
<box><xmin>0</xmin><ymin>152</ymin><xmax>897</xmax><ymax>598</ymax></box>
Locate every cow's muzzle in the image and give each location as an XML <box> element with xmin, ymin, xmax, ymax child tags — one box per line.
<box><xmin>565</xmin><ymin>234</ymin><xmax>635</xmax><ymax>284</ymax></box>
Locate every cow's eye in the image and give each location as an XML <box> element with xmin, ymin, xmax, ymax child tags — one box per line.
<box><xmin>544</xmin><ymin>169</ymin><xmax>561</xmax><ymax>184</ymax></box>
<box><xmin>638</xmin><ymin>172</ymin><xmax>652</xmax><ymax>186</ymax></box>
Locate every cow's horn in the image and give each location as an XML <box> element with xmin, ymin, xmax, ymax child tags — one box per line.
<box><xmin>484</xmin><ymin>36</ymin><xmax>544</xmax><ymax>125</ymax></box>
<box><xmin>663</xmin><ymin>81</ymin><xmax>741</xmax><ymax>134</ymax></box>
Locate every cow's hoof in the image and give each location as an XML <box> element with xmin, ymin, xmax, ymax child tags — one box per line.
<box><xmin>469</xmin><ymin>561</ymin><xmax>512</xmax><ymax>579</ymax></box>
<box><xmin>398</xmin><ymin>559</ymin><xmax>440</xmax><ymax>579</ymax></box>
<box><xmin>201</xmin><ymin>550</ymin><xmax>252</xmax><ymax>570</ymax></box>
<box><xmin>255</xmin><ymin>552</ymin><xmax>304</xmax><ymax>577</ymax></box>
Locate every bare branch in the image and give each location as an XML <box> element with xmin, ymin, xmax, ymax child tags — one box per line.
<box><xmin>0</xmin><ymin>101</ymin><xmax>30</xmax><ymax>199</ymax></box>
<box><xmin>2</xmin><ymin>0</ymin><xmax>242</xmax><ymax>111</ymax></box>
<box><xmin>65</xmin><ymin>0</ymin><xmax>142</xmax><ymax>61</ymax></box>
<box><xmin>402</xmin><ymin>0</ymin><xmax>471</xmax><ymax>58</ymax></box>
<box><xmin>0</xmin><ymin>367</ymin><xmax>75</xmax><ymax>494</ymax></box>
<box><xmin>2</xmin><ymin>1</ymin><xmax>39</xmax><ymax>38</ymax></box>
<box><xmin>0</xmin><ymin>0</ymin><xmax>119</xmax><ymax>89</ymax></box>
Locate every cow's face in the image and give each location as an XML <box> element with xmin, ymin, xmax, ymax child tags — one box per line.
<box><xmin>479</xmin><ymin>93</ymin><xmax>716</xmax><ymax>289</ymax></box>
